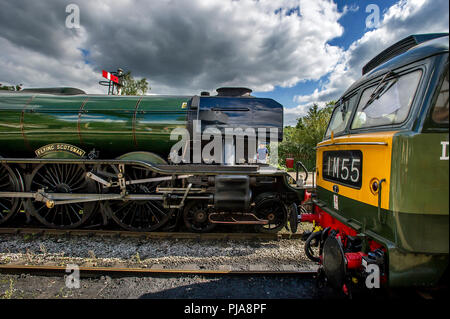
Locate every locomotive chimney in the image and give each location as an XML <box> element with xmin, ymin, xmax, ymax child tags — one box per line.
<box><xmin>216</xmin><ymin>87</ymin><xmax>252</xmax><ymax>97</ymax></box>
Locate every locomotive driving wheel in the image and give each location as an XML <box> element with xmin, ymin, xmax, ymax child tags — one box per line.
<box><xmin>26</xmin><ymin>164</ymin><xmax>98</xmax><ymax>229</ymax></box>
<box><xmin>253</xmin><ymin>193</ymin><xmax>287</xmax><ymax>233</ymax></box>
<box><xmin>102</xmin><ymin>164</ymin><xmax>174</xmax><ymax>231</ymax></box>
<box><xmin>0</xmin><ymin>164</ymin><xmax>23</xmax><ymax>225</ymax></box>
<box><xmin>183</xmin><ymin>200</ymin><xmax>216</xmax><ymax>233</ymax></box>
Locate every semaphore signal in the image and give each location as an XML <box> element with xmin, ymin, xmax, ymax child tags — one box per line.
<box><xmin>102</xmin><ymin>70</ymin><xmax>119</xmax><ymax>84</ymax></box>
<box><xmin>99</xmin><ymin>68</ymin><xmax>124</xmax><ymax>95</ymax></box>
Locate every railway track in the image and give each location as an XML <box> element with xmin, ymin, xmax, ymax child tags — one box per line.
<box><xmin>0</xmin><ymin>227</ymin><xmax>303</xmax><ymax>241</ymax></box>
<box><xmin>0</xmin><ymin>227</ymin><xmax>314</xmax><ymax>285</ymax></box>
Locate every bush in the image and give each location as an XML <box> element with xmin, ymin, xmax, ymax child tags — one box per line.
<box><xmin>279</xmin><ymin>102</ymin><xmax>334</xmax><ymax>171</ymax></box>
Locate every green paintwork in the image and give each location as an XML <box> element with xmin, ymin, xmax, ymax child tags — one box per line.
<box><xmin>390</xmin><ymin>131</ymin><xmax>449</xmax><ymax>216</ymax></box>
<box><xmin>390</xmin><ymin>131</ymin><xmax>449</xmax><ymax>253</ymax></box>
<box><xmin>316</xmin><ymin>186</ymin><xmax>395</xmax><ymax>242</ymax></box>
<box><xmin>116</xmin><ymin>151</ymin><xmax>167</xmax><ymax>164</ymax></box>
<box><xmin>0</xmin><ymin>94</ymin><xmax>36</xmax><ymax>155</ymax></box>
<box><xmin>0</xmin><ymin>93</ymin><xmax>190</xmax><ymax>159</ymax></box>
<box><xmin>317</xmin><ymin>186</ymin><xmax>448</xmax><ymax>286</ymax></box>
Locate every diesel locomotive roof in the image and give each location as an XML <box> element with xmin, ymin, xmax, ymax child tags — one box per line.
<box><xmin>342</xmin><ymin>34</ymin><xmax>449</xmax><ymax>97</ymax></box>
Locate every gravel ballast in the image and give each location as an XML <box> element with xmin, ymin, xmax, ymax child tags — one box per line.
<box><xmin>0</xmin><ymin>234</ymin><xmax>316</xmax><ymax>271</ymax></box>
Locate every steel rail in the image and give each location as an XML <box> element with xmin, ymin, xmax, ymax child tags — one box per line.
<box><xmin>0</xmin><ymin>227</ymin><xmax>303</xmax><ymax>240</ymax></box>
<box><xmin>0</xmin><ymin>264</ymin><xmax>317</xmax><ymax>276</ymax></box>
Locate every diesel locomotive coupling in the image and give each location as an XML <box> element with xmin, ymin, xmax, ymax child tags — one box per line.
<box><xmin>0</xmin><ymin>86</ymin><xmax>305</xmax><ymax>232</ymax></box>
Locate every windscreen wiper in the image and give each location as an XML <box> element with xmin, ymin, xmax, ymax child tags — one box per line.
<box><xmin>362</xmin><ymin>71</ymin><xmax>398</xmax><ymax>111</ymax></box>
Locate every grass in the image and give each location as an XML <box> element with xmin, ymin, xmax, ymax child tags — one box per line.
<box><xmin>134</xmin><ymin>252</ymin><xmax>142</xmax><ymax>263</ymax></box>
<box><xmin>39</xmin><ymin>243</ymin><xmax>47</xmax><ymax>254</ymax></box>
<box><xmin>88</xmin><ymin>250</ymin><xmax>96</xmax><ymax>259</ymax></box>
<box><xmin>55</xmin><ymin>287</ymin><xmax>70</xmax><ymax>299</ymax></box>
<box><xmin>1</xmin><ymin>278</ymin><xmax>15</xmax><ymax>299</ymax></box>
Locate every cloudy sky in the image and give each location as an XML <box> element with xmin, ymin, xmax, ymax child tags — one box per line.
<box><xmin>0</xmin><ymin>0</ymin><xmax>448</xmax><ymax>126</ymax></box>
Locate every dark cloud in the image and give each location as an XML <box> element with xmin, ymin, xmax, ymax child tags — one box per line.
<box><xmin>0</xmin><ymin>0</ymin><xmax>75</xmax><ymax>58</ymax></box>
<box><xmin>0</xmin><ymin>0</ymin><xmax>344</xmax><ymax>94</ymax></box>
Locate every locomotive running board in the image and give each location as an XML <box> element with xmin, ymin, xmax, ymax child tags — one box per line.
<box><xmin>1</xmin><ymin>158</ymin><xmax>288</xmax><ymax>176</ymax></box>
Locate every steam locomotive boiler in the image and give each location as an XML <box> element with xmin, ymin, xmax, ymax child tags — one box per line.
<box><xmin>0</xmin><ymin>87</ymin><xmax>303</xmax><ymax>232</ymax></box>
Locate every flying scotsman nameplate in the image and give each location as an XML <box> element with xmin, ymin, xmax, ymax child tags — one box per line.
<box><xmin>35</xmin><ymin>143</ymin><xmax>86</xmax><ymax>158</ymax></box>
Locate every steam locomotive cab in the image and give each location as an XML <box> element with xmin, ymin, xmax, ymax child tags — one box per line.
<box><xmin>184</xmin><ymin>87</ymin><xmax>283</xmax><ymax>165</ymax></box>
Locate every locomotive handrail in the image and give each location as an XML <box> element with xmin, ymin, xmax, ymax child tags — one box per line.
<box><xmin>295</xmin><ymin>160</ymin><xmax>308</xmax><ymax>185</ymax></box>
<box><xmin>315</xmin><ymin>142</ymin><xmax>388</xmax><ymax>149</ymax></box>
<box><xmin>377</xmin><ymin>179</ymin><xmax>387</xmax><ymax>224</ymax></box>
<box><xmin>312</xmin><ymin>166</ymin><xmax>316</xmax><ymax>189</ymax></box>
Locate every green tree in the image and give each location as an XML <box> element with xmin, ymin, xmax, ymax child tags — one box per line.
<box><xmin>120</xmin><ymin>71</ymin><xmax>149</xmax><ymax>95</ymax></box>
<box><xmin>279</xmin><ymin>101</ymin><xmax>335</xmax><ymax>170</ymax></box>
<box><xmin>0</xmin><ymin>84</ymin><xmax>22</xmax><ymax>91</ymax></box>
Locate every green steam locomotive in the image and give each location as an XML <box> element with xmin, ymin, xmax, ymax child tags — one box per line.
<box><xmin>0</xmin><ymin>87</ymin><xmax>303</xmax><ymax>232</ymax></box>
